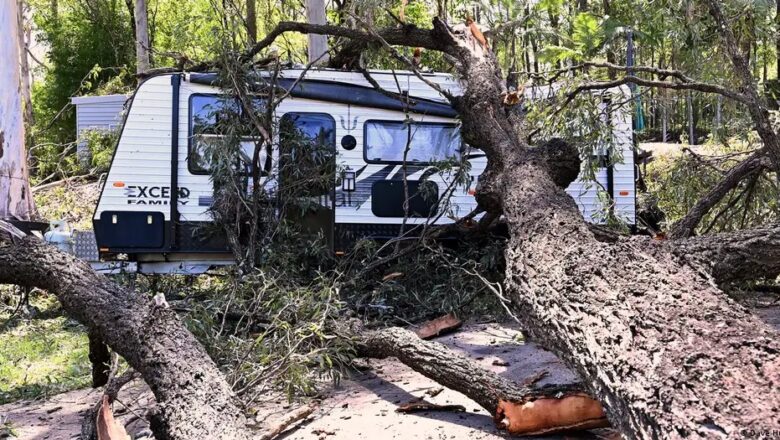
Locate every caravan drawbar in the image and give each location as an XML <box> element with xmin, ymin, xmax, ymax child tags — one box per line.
<box><xmin>92</xmin><ymin>69</ymin><xmax>636</xmax><ymax>274</ymax></box>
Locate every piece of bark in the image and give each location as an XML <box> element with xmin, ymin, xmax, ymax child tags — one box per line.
<box><xmin>496</xmin><ymin>393</ymin><xmax>609</xmax><ymax>436</ymax></box>
<box><xmin>425</xmin><ymin>387</ymin><xmax>444</xmax><ymax>397</ymax></box>
<box><xmin>396</xmin><ymin>400</ymin><xmax>466</xmax><ymax>413</ymax></box>
<box><xmin>96</xmin><ymin>395</ymin><xmax>131</xmax><ymax>440</ymax></box>
<box><xmin>257</xmin><ymin>404</ymin><xmax>316</xmax><ymax>440</ymax></box>
<box><xmin>414</xmin><ymin>313</ymin><xmax>462</xmax><ymax>339</ymax></box>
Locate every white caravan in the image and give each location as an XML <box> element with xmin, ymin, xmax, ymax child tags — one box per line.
<box><xmin>91</xmin><ymin>69</ymin><xmax>636</xmax><ymax>273</ymax></box>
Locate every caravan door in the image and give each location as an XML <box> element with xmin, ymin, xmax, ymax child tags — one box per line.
<box><xmin>279</xmin><ymin>112</ymin><xmax>337</xmax><ymax>247</ymax></box>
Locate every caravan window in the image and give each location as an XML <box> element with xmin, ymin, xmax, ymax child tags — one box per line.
<box><xmin>364</xmin><ymin>121</ymin><xmax>461</xmax><ymax>164</ymax></box>
<box><xmin>188</xmin><ymin>94</ymin><xmax>265</xmax><ymax>174</ymax></box>
<box><xmin>279</xmin><ymin>113</ymin><xmax>336</xmax><ymax>197</ymax></box>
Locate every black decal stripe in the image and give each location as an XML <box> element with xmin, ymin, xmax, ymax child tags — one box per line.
<box><xmin>389</xmin><ymin>165</ymin><xmax>427</xmax><ymax>181</ymax></box>
<box><xmin>336</xmin><ymin>164</ymin><xmax>395</xmax><ymax>209</ymax></box>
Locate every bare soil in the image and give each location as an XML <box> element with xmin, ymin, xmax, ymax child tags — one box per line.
<box><xmin>3</xmin><ymin>309</ymin><xmax>778</xmax><ymax>440</ymax></box>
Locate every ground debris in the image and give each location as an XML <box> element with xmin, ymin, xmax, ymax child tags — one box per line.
<box><xmin>413</xmin><ymin>314</ymin><xmax>462</xmax><ymax>339</ymax></box>
<box><xmin>396</xmin><ymin>399</ymin><xmax>466</xmax><ymax>414</ymax></box>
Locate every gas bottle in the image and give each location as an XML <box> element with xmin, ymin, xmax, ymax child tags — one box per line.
<box><xmin>44</xmin><ymin>220</ymin><xmax>74</xmax><ymax>254</ymax></box>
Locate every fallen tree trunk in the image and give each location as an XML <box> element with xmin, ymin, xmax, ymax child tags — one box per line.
<box><xmin>496</xmin><ymin>155</ymin><xmax>780</xmax><ymax>438</ymax></box>
<box><xmin>0</xmin><ymin>232</ymin><xmax>252</xmax><ymax>440</ymax></box>
<box><xmin>670</xmin><ymin>223</ymin><xmax>780</xmax><ymax>285</ymax></box>
<box><xmin>417</xmin><ymin>18</ymin><xmax>780</xmax><ymax>438</ymax></box>
<box><xmin>358</xmin><ymin>326</ymin><xmax>609</xmax><ymax>435</ymax></box>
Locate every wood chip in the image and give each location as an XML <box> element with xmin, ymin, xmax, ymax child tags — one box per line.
<box><xmin>425</xmin><ymin>387</ymin><xmax>444</xmax><ymax>397</ymax></box>
<box><xmin>413</xmin><ymin>313</ymin><xmax>462</xmax><ymax>339</ymax></box>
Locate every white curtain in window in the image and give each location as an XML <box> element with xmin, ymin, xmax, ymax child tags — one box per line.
<box><xmin>365</xmin><ymin>122</ymin><xmax>461</xmax><ymax>162</ymax></box>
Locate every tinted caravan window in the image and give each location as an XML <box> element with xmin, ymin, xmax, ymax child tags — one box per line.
<box><xmin>188</xmin><ymin>95</ymin><xmax>264</xmax><ymax>174</ymax></box>
<box><xmin>279</xmin><ymin>113</ymin><xmax>336</xmax><ymax>197</ymax></box>
<box><xmin>364</xmin><ymin>121</ymin><xmax>461</xmax><ymax>164</ymax></box>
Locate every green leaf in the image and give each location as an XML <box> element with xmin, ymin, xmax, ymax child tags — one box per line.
<box><xmin>572</xmin><ymin>12</ymin><xmax>605</xmax><ymax>55</ymax></box>
<box><xmin>537</xmin><ymin>45</ymin><xmax>581</xmax><ymax>63</ymax></box>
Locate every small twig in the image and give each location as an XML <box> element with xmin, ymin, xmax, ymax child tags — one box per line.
<box><xmin>256</xmin><ymin>403</ymin><xmax>317</xmax><ymax>440</ymax></box>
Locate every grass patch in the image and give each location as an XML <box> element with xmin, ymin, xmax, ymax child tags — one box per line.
<box><xmin>0</xmin><ymin>295</ymin><xmax>91</xmax><ymax>404</ymax></box>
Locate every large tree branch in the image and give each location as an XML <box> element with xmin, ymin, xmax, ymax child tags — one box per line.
<box><xmin>241</xmin><ymin>21</ymin><xmax>456</xmax><ymax>63</ymax></box>
<box><xmin>704</xmin><ymin>0</ymin><xmax>780</xmax><ymax>174</ymax></box>
<box><xmin>0</xmin><ymin>232</ymin><xmax>252</xmax><ymax>440</ymax></box>
<box><xmin>358</xmin><ymin>326</ymin><xmax>609</xmax><ymax>435</ymax></box>
<box><xmin>670</xmin><ymin>223</ymin><xmax>780</xmax><ymax>285</ymax></box>
<box><xmin>564</xmin><ymin>75</ymin><xmax>751</xmax><ymax>107</ymax></box>
<box><xmin>669</xmin><ymin>151</ymin><xmax>770</xmax><ymax>239</ymax></box>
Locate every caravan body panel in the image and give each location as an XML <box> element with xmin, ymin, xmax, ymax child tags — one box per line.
<box><xmin>93</xmin><ymin>70</ymin><xmax>635</xmax><ymax>261</ymax></box>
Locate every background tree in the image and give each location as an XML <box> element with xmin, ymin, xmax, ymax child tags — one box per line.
<box><xmin>134</xmin><ymin>0</ymin><xmax>150</xmax><ymax>73</ymax></box>
<box><xmin>0</xmin><ymin>0</ymin><xmax>36</xmax><ymax>221</ymax></box>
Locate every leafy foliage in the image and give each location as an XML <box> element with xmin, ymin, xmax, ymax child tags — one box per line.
<box><xmin>647</xmin><ymin>138</ymin><xmax>780</xmax><ymax>234</ymax></box>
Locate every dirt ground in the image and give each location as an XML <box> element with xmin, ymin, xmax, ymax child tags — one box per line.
<box><xmin>1</xmin><ymin>322</ymin><xmax>594</xmax><ymax>440</ymax></box>
<box><xmin>3</xmin><ymin>307</ymin><xmax>778</xmax><ymax>440</ymax></box>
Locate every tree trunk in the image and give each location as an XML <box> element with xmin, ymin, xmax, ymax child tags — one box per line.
<box><xmin>0</xmin><ymin>235</ymin><xmax>252</xmax><ymax>440</ymax></box>
<box><xmin>305</xmin><ymin>0</ymin><xmax>329</xmax><ymax>65</ymax></box>
<box><xmin>422</xmin><ymin>19</ymin><xmax>780</xmax><ymax>438</ymax></box>
<box><xmin>134</xmin><ymin>0</ymin><xmax>150</xmax><ymax>74</ymax></box>
<box><xmin>246</xmin><ymin>0</ymin><xmax>257</xmax><ymax>46</ymax></box>
<box><xmin>0</xmin><ymin>1</ymin><xmax>35</xmax><ymax>221</ymax></box>
<box><xmin>496</xmin><ymin>158</ymin><xmax>779</xmax><ymax>439</ymax></box>
<box><xmin>16</xmin><ymin>2</ymin><xmax>34</xmax><ymax>129</ymax></box>
<box><xmin>687</xmin><ymin>91</ymin><xmax>695</xmax><ymax>145</ymax></box>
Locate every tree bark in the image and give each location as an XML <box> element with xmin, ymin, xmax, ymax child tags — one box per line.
<box><xmin>305</xmin><ymin>0</ymin><xmax>329</xmax><ymax>65</ymax></box>
<box><xmin>134</xmin><ymin>0</ymin><xmax>150</xmax><ymax>74</ymax></box>
<box><xmin>246</xmin><ymin>0</ymin><xmax>257</xmax><ymax>46</ymax></box>
<box><xmin>0</xmin><ymin>234</ymin><xmax>251</xmax><ymax>440</ymax></box>
<box><xmin>0</xmin><ymin>1</ymin><xmax>35</xmax><ymax>221</ymax></box>
<box><xmin>671</xmin><ymin>223</ymin><xmax>780</xmax><ymax>285</ymax></box>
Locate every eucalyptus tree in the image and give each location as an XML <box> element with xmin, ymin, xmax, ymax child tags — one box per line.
<box><xmin>2</xmin><ymin>1</ymin><xmax>780</xmax><ymax>439</ymax></box>
<box><xmin>0</xmin><ymin>0</ymin><xmax>36</xmax><ymax>221</ymax></box>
